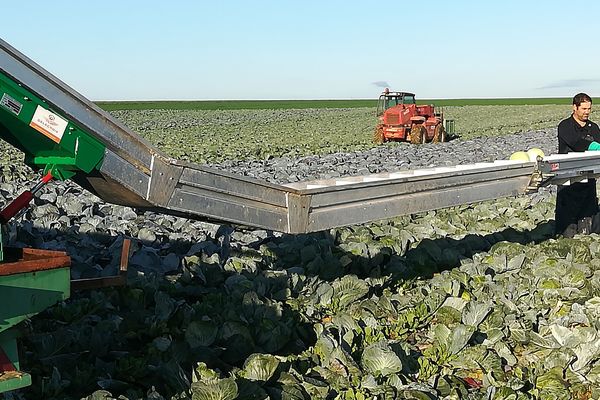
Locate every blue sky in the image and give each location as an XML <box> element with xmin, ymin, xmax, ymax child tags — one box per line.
<box><xmin>2</xmin><ymin>1</ymin><xmax>599</xmax><ymax>101</ymax></box>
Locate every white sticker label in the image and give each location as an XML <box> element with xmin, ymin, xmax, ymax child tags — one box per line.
<box><xmin>29</xmin><ymin>105</ymin><xmax>68</xmax><ymax>143</ymax></box>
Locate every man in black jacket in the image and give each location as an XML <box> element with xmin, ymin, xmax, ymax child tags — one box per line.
<box><xmin>555</xmin><ymin>93</ymin><xmax>600</xmax><ymax>237</ymax></box>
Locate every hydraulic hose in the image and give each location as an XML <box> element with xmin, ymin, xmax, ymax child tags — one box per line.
<box><xmin>0</xmin><ymin>172</ymin><xmax>53</xmax><ymax>224</ymax></box>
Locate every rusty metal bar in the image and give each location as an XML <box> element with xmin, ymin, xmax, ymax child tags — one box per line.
<box><xmin>71</xmin><ymin>238</ymin><xmax>131</xmax><ymax>291</ymax></box>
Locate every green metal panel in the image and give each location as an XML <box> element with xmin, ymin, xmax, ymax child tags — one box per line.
<box><xmin>0</xmin><ymin>266</ymin><xmax>69</xmax><ymax>393</ymax></box>
<box><xmin>0</xmin><ymin>71</ymin><xmax>105</xmax><ymax>180</ymax></box>
<box><xmin>0</xmin><ymin>267</ymin><xmax>70</xmax><ymax>333</ymax></box>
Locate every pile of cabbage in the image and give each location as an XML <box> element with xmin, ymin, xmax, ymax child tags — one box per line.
<box><xmin>14</xmin><ymin>187</ymin><xmax>600</xmax><ymax>400</ymax></box>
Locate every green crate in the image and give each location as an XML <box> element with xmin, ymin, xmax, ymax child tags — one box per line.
<box><xmin>0</xmin><ymin>249</ymin><xmax>70</xmax><ymax>394</ymax></box>
<box><xmin>444</xmin><ymin>119</ymin><xmax>456</xmax><ymax>135</ymax></box>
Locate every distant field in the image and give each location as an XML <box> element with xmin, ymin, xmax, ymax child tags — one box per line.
<box><xmin>108</xmin><ymin>104</ymin><xmax>569</xmax><ymax>163</ymax></box>
<box><xmin>96</xmin><ymin>97</ymin><xmax>571</xmax><ymax>111</ymax></box>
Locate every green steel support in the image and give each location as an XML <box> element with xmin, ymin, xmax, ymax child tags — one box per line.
<box><xmin>0</xmin><ymin>71</ymin><xmax>106</xmax><ymax>180</ymax></box>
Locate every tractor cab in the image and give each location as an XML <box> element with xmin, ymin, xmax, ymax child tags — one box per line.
<box><xmin>376</xmin><ymin>89</ymin><xmax>416</xmax><ymax>116</ymax></box>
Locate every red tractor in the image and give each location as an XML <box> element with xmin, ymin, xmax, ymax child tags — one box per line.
<box><xmin>373</xmin><ymin>88</ymin><xmax>454</xmax><ymax>144</ymax></box>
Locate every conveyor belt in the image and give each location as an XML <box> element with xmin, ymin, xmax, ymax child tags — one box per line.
<box><xmin>3</xmin><ymin>38</ymin><xmax>600</xmax><ymax>233</ymax></box>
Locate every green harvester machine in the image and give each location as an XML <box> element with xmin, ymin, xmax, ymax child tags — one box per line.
<box><xmin>5</xmin><ymin>37</ymin><xmax>600</xmax><ymax>394</ymax></box>
<box><xmin>0</xmin><ymin>39</ymin><xmax>107</xmax><ymax>393</ymax></box>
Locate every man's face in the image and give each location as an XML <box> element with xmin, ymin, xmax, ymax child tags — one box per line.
<box><xmin>574</xmin><ymin>101</ymin><xmax>592</xmax><ymax>122</ymax></box>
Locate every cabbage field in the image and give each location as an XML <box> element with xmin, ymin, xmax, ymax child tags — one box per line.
<box><xmin>2</xmin><ymin>103</ymin><xmax>599</xmax><ymax>400</ymax></box>
<box><xmin>109</xmin><ymin>104</ymin><xmax>568</xmax><ymax>163</ymax></box>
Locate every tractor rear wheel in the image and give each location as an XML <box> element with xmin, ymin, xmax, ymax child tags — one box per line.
<box><xmin>433</xmin><ymin>124</ymin><xmax>446</xmax><ymax>143</ymax></box>
<box><xmin>410</xmin><ymin>125</ymin><xmax>427</xmax><ymax>144</ymax></box>
<box><xmin>373</xmin><ymin>126</ymin><xmax>385</xmax><ymax>144</ymax></box>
